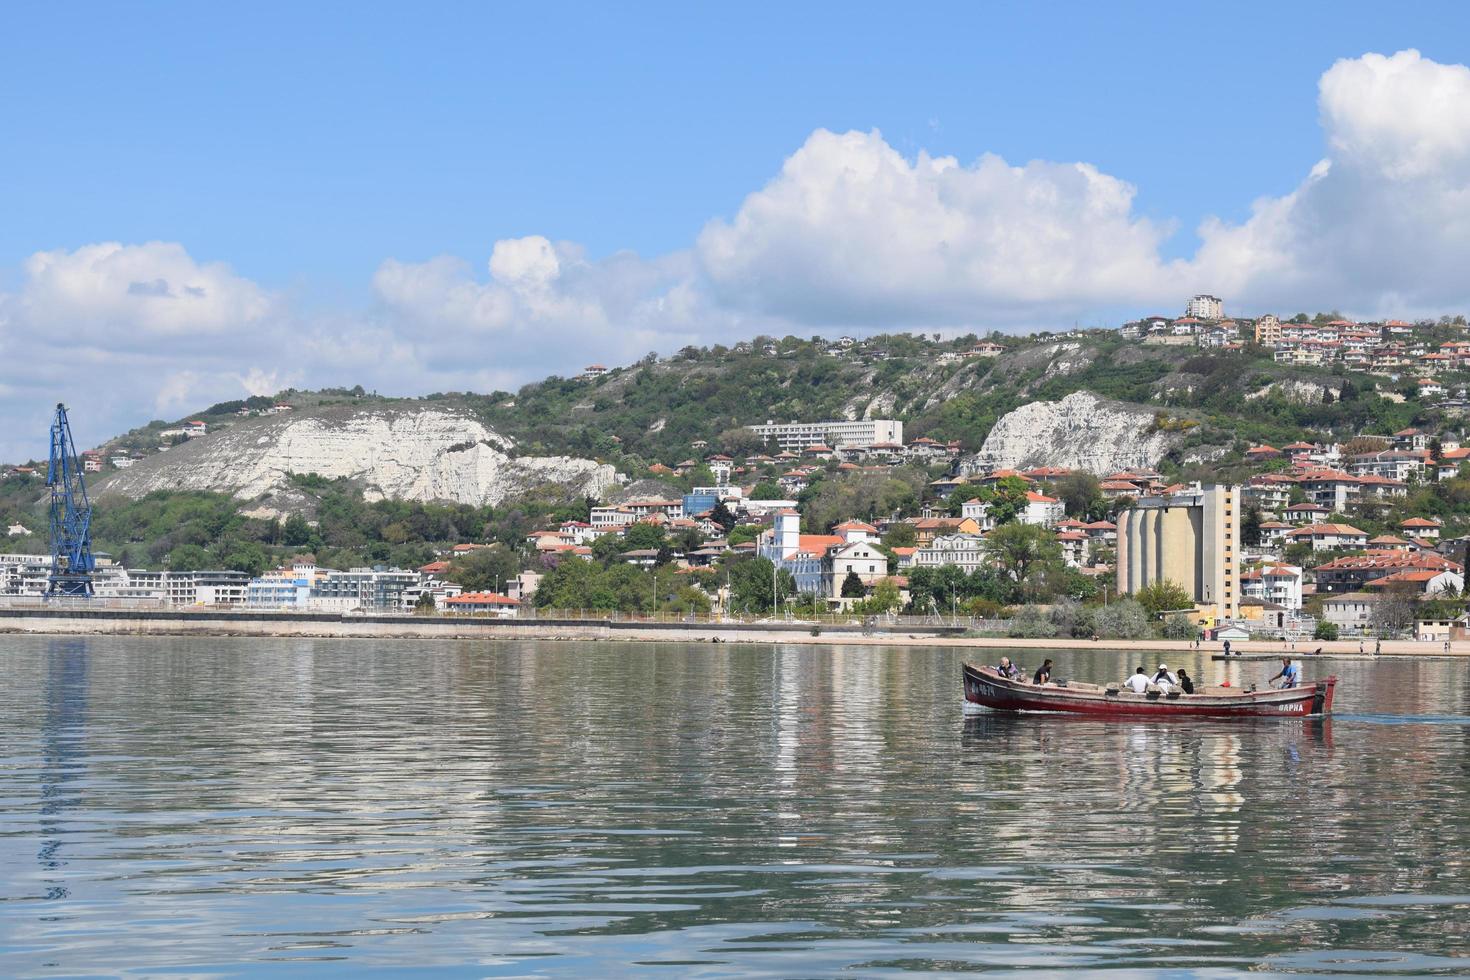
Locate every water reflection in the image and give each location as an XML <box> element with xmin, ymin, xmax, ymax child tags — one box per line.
<box><xmin>0</xmin><ymin>636</ymin><xmax>1466</xmax><ymax>975</ymax></box>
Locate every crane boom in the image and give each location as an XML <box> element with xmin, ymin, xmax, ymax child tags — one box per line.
<box><xmin>45</xmin><ymin>403</ymin><xmax>95</xmax><ymax>597</ymax></box>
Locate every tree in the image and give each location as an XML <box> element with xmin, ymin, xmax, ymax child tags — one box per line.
<box><xmin>220</xmin><ymin>541</ymin><xmax>269</xmax><ymax>578</ymax></box>
<box><xmin>800</xmin><ymin>467</ymin><xmax>925</xmax><ymax>531</ymax></box>
<box><xmin>1313</xmin><ymin>620</ymin><xmax>1339</xmax><ymax>641</ymax></box>
<box><xmin>167</xmin><ymin>544</ymin><xmax>212</xmax><ymax>572</ymax></box>
<box><xmin>1133</xmin><ymin>579</ymin><xmax>1195</xmax><ymax>617</ymax></box>
<box><xmin>708</xmin><ymin>500</ymin><xmax>737</xmax><ymax>532</ymax></box>
<box><xmin>726</xmin><ymin>524</ymin><xmax>762</xmax><ymax>547</ymax></box>
<box><xmin>450</xmin><ymin>544</ymin><xmax>520</xmax><ymax>592</ymax></box>
<box><xmin>852</xmin><ymin>578</ymin><xmax>901</xmax><ymax>615</ymax></box>
<box><xmin>728</xmin><ymin>556</ymin><xmax>795</xmax><ymax>613</ymax></box>
<box><xmin>1371</xmin><ymin>585</ymin><xmax>1417</xmax><ymax>636</ymax></box>
<box><xmin>986</xmin><ymin>523</ymin><xmax>1063</xmax><ymax>589</ymax></box>
<box><xmin>1057</xmin><ymin>471</ymin><xmax>1104</xmax><ymax>520</ymax></box>
<box><xmin>414</xmin><ymin>591</ymin><xmax>437</xmax><ymax>615</ymax></box>
<box><xmin>1242</xmin><ymin>505</ymin><xmax>1264</xmax><ymax>547</ymax></box>
<box><xmin>623</xmin><ymin>521</ymin><xmax>666</xmax><ymax>551</ymax></box>
<box><xmin>881</xmin><ymin>522</ymin><xmax>916</xmax><ymax>549</ymax></box>
<box><xmin>840</xmin><ymin>570</ymin><xmax>866</xmax><ymax>598</ymax></box>
<box><xmin>591</xmin><ymin>532</ymin><xmax>626</xmax><ymax>563</ymax></box>
<box><xmin>282</xmin><ymin>513</ymin><xmax>313</xmax><ymax>547</ymax></box>
<box><xmin>977</xmin><ymin>475</ymin><xmax>1030</xmax><ymax>527</ymax></box>
<box><xmin>750</xmin><ymin>481</ymin><xmax>784</xmax><ymax>500</ymax></box>
<box><xmin>1161</xmin><ymin>614</ymin><xmax>1199</xmax><ymax>640</ymax></box>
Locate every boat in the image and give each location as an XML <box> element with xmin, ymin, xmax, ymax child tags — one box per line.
<box><xmin>962</xmin><ymin>663</ymin><xmax>1337</xmax><ymax>717</ymax></box>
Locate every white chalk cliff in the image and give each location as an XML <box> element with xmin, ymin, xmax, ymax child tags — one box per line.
<box><xmin>959</xmin><ymin>391</ymin><xmax>1183</xmax><ymax>475</ymax></box>
<box><xmin>95</xmin><ymin>406</ymin><xmax>616</xmax><ymax>507</ymax></box>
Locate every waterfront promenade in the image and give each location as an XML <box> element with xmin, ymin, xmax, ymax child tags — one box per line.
<box><xmin>0</xmin><ymin>606</ymin><xmax>1464</xmax><ymax>657</ymax></box>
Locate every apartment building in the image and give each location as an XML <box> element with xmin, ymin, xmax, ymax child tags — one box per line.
<box><xmin>745</xmin><ymin>418</ymin><xmax>904</xmax><ymax>452</ymax></box>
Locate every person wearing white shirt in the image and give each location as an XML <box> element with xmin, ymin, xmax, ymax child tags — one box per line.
<box><xmin>1123</xmin><ymin>668</ymin><xmax>1150</xmax><ymax>694</ymax></box>
<box><xmin>1152</xmin><ymin>663</ymin><xmax>1178</xmax><ymax>694</ymax></box>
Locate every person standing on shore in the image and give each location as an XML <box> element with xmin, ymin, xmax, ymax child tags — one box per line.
<box><xmin>1375</xmin><ymin>638</ymin><xmax>1382</xmax><ymax>656</ymax></box>
<box><xmin>1359</xmin><ymin>638</ymin><xmax>1364</xmax><ymax>655</ymax></box>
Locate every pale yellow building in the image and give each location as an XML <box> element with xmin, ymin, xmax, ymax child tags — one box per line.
<box><xmin>1254</xmin><ymin>313</ymin><xmax>1281</xmax><ymax>346</ymax></box>
<box><xmin>1115</xmin><ymin>485</ymin><xmax>1239</xmax><ymax>621</ymax></box>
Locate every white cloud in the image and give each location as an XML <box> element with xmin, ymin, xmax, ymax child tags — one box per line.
<box><xmin>1192</xmin><ymin>49</ymin><xmax>1470</xmax><ymax>317</ymax></box>
<box><xmin>371</xmin><ymin>237</ymin><xmax>725</xmax><ymax>374</ymax></box>
<box><xmin>19</xmin><ymin>242</ymin><xmax>273</xmax><ymax>343</ymax></box>
<box><xmin>696</xmin><ymin>128</ymin><xmax>1181</xmax><ymax>325</ymax></box>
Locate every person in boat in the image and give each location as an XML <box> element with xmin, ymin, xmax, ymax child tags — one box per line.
<box><xmin>1223</xmin><ymin>639</ymin><xmax>1233</xmax><ymax>657</ymax></box>
<box><xmin>1123</xmin><ymin>667</ymin><xmax>1149</xmax><ymax>694</ymax></box>
<box><xmin>1152</xmin><ymin>663</ymin><xmax>1178</xmax><ymax>689</ymax></box>
<box><xmin>995</xmin><ymin>657</ymin><xmax>1022</xmax><ymax>680</ymax></box>
<box><xmin>1032</xmin><ymin>659</ymin><xmax>1054</xmax><ymax>685</ymax></box>
<box><xmin>1176</xmin><ymin>667</ymin><xmax>1195</xmax><ymax>694</ymax></box>
<box><xmin>1269</xmin><ymin>657</ymin><xmax>1301</xmax><ymax>689</ymax></box>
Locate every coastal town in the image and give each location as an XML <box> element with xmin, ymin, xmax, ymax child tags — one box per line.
<box><xmin>3</xmin><ymin>295</ymin><xmax>1469</xmax><ymax>646</ymax></box>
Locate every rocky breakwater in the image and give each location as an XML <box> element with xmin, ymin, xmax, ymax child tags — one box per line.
<box><xmin>958</xmin><ymin>391</ymin><xmax>1185</xmax><ymax>475</ymax></box>
<box><xmin>93</xmin><ymin>405</ymin><xmax>617</xmax><ymax>508</ymax></box>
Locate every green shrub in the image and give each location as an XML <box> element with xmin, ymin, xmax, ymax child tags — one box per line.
<box><xmin>1007</xmin><ymin>605</ymin><xmax>1058</xmax><ymax>638</ymax></box>
<box><xmin>1090</xmin><ymin>599</ymin><xmax>1153</xmax><ymax>639</ymax></box>
<box><xmin>1313</xmin><ymin>620</ymin><xmax>1339</xmax><ymax>641</ymax></box>
<box><xmin>1161</xmin><ymin>614</ymin><xmax>1200</xmax><ymax>640</ymax></box>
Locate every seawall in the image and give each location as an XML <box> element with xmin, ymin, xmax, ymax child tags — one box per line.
<box><xmin>0</xmin><ymin>608</ymin><xmax>967</xmax><ymax>643</ymax></box>
<box><xmin>0</xmin><ymin>608</ymin><xmax>1466</xmax><ymax>656</ymax></box>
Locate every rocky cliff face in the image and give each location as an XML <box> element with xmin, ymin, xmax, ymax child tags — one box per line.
<box><xmin>958</xmin><ymin>391</ymin><xmax>1184</xmax><ymax>475</ymax></box>
<box><xmin>93</xmin><ymin>406</ymin><xmax>616</xmax><ymax>509</ymax></box>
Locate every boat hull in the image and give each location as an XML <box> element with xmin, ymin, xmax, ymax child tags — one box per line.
<box><xmin>963</xmin><ymin>663</ymin><xmax>1336</xmax><ymax>718</ymax></box>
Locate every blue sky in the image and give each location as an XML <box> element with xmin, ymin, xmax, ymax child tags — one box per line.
<box><xmin>4</xmin><ymin>3</ymin><xmax>1470</xmax><ymax>455</ymax></box>
<box><xmin>5</xmin><ymin>2</ymin><xmax>1465</xmax><ymax>286</ymax></box>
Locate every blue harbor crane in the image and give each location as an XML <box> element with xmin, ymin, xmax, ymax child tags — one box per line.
<box><xmin>45</xmin><ymin>403</ymin><xmax>95</xmax><ymax>598</ymax></box>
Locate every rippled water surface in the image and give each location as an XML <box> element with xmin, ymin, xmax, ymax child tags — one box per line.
<box><xmin>2</xmin><ymin>637</ymin><xmax>1469</xmax><ymax>977</ymax></box>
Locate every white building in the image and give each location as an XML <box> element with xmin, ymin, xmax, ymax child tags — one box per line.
<box><xmin>1240</xmin><ymin>564</ymin><xmax>1303</xmax><ymax>610</ymax></box>
<box><xmin>1321</xmin><ymin>592</ymin><xmax>1378</xmax><ymax>633</ymax></box>
<box><xmin>745</xmin><ymin>418</ymin><xmax>904</xmax><ymax>452</ymax></box>
<box><xmin>1022</xmin><ymin>491</ymin><xmax>1065</xmax><ymax>527</ymax></box>
<box><xmin>306</xmin><ymin>566</ymin><xmax>421</xmax><ymax>612</ymax></box>
<box><xmin>913</xmin><ymin>533</ymin><xmax>988</xmax><ymax>574</ymax></box>
<box><xmin>1186</xmin><ymin>294</ymin><xmax>1224</xmax><ymax>320</ymax></box>
<box><xmin>1285</xmin><ymin>523</ymin><xmax>1369</xmax><ymax>551</ymax></box>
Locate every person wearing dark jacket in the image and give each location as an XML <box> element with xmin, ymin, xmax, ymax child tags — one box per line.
<box><xmin>1176</xmin><ymin>668</ymin><xmax>1195</xmax><ymax>694</ymax></box>
<box><xmin>1032</xmin><ymin>659</ymin><xmax>1053</xmax><ymax>685</ymax></box>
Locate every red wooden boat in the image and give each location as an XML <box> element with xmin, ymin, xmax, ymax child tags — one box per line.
<box><xmin>962</xmin><ymin>663</ymin><xmax>1337</xmax><ymax>718</ymax></box>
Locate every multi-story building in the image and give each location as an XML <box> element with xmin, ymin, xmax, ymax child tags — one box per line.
<box><xmin>745</xmin><ymin>418</ymin><xmax>904</xmax><ymax>452</ymax></box>
<box><xmin>1313</xmin><ymin>551</ymin><xmax>1464</xmax><ymax>594</ymax></box>
<box><xmin>165</xmin><ymin>570</ymin><xmax>250</xmax><ymax>606</ymax></box>
<box><xmin>1254</xmin><ymin>314</ymin><xmax>1281</xmax><ymax>346</ymax></box>
<box><xmin>1115</xmin><ymin>484</ymin><xmax>1239</xmax><ymax>621</ymax></box>
<box><xmin>308</xmin><ymin>566</ymin><xmax>420</xmax><ymax>612</ymax></box>
<box><xmin>1185</xmin><ymin>294</ymin><xmax>1224</xmax><ymax>321</ymax></box>
<box><xmin>1240</xmin><ymin>563</ymin><xmax>1303</xmax><ymax>610</ymax></box>
<box><xmin>913</xmin><ymin>533</ymin><xmax>988</xmax><ymax>574</ymax></box>
<box><xmin>1297</xmin><ymin>469</ymin><xmax>1360</xmax><ymax>512</ymax></box>
<box><xmin>1285</xmin><ymin>523</ymin><xmax>1369</xmax><ymax>551</ymax></box>
<box><xmin>246</xmin><ymin>558</ymin><xmax>329</xmax><ymax>608</ymax></box>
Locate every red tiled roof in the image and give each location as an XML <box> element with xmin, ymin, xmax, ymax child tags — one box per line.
<box><xmin>1288</xmin><ymin>523</ymin><xmax>1368</xmax><ymax>537</ymax></box>
<box><xmin>444</xmin><ymin>592</ymin><xmax>520</xmax><ymax>606</ymax></box>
